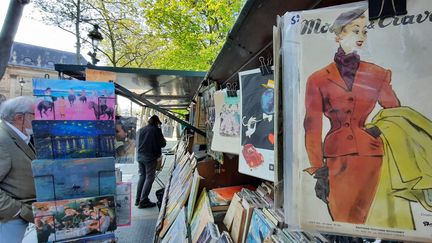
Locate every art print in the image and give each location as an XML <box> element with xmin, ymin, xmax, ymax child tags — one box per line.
<box><xmin>283</xmin><ymin>1</ymin><xmax>432</xmax><ymax>241</ymax></box>
<box><xmin>115</xmin><ymin>116</ymin><xmax>137</xmax><ymax>164</ymax></box>
<box><xmin>239</xmin><ymin>69</ymin><xmax>275</xmax><ymax>181</ymax></box>
<box><xmin>33</xmin><ymin>78</ymin><xmax>115</xmax><ymax>121</ymax></box>
<box><xmin>33</xmin><ymin>196</ymin><xmax>116</xmax><ymax>242</ymax></box>
<box><xmin>211</xmin><ymin>91</ymin><xmax>240</xmax><ymax>155</ymax></box>
<box><xmin>115</xmin><ymin>183</ymin><xmax>132</xmax><ymax>226</ymax></box>
<box><xmin>201</xmin><ymin>83</ymin><xmax>223</xmax><ymax>161</ymax></box>
<box><xmin>219</xmin><ymin>94</ymin><xmax>240</xmax><ymax>137</ymax></box>
<box><xmin>32</xmin><ymin>157</ymin><xmax>116</xmax><ymax>202</ymax></box>
<box><xmin>33</xmin><ymin>120</ymin><xmax>115</xmax><ymax>159</ymax></box>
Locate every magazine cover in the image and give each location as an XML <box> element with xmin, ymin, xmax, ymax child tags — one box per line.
<box><xmin>283</xmin><ymin>1</ymin><xmax>432</xmax><ymax>241</ymax></box>
<box><xmin>33</xmin><ymin>78</ymin><xmax>115</xmax><ymax>121</ymax></box>
<box><xmin>32</xmin><ymin>157</ymin><xmax>116</xmax><ymax>201</ymax></box>
<box><xmin>239</xmin><ymin>68</ymin><xmax>275</xmax><ymax>181</ymax></box>
<box><xmin>32</xmin><ymin>196</ymin><xmax>116</xmax><ymax>242</ymax></box>
<box><xmin>33</xmin><ymin>120</ymin><xmax>115</xmax><ymax>159</ymax></box>
<box><xmin>115</xmin><ymin>116</ymin><xmax>137</xmax><ymax>164</ymax></box>
<box><xmin>115</xmin><ymin>182</ymin><xmax>132</xmax><ymax>226</ymax></box>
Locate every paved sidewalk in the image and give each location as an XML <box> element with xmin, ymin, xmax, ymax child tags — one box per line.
<box><xmin>115</xmin><ymin>140</ymin><xmax>176</xmax><ymax>242</ymax></box>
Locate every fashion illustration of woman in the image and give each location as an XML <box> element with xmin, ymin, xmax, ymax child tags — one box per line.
<box><xmin>303</xmin><ymin>7</ymin><xmax>400</xmax><ymax>224</ymax></box>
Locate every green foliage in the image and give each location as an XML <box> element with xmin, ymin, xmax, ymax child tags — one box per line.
<box><xmin>140</xmin><ymin>0</ymin><xmax>244</xmax><ymax>71</ymax></box>
<box><xmin>34</xmin><ymin>0</ymin><xmax>244</xmax><ymax>71</ymax></box>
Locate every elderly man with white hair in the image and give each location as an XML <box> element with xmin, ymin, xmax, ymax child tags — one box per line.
<box><xmin>0</xmin><ymin>96</ymin><xmax>36</xmax><ymax>242</ymax></box>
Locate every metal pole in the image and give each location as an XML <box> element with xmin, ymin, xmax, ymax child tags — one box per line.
<box><xmin>115</xmin><ymin>83</ymin><xmax>206</xmax><ymax>136</ymax></box>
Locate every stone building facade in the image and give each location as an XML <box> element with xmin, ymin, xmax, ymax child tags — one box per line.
<box><xmin>0</xmin><ymin>42</ymin><xmax>87</xmax><ymax>99</ymax></box>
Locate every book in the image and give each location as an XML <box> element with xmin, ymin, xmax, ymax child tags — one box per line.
<box><xmin>190</xmin><ymin>190</ymin><xmax>214</xmax><ymax>242</ymax></box>
<box><xmin>222</xmin><ymin>193</ymin><xmax>241</xmax><ymax>231</ymax></box>
<box><xmin>262</xmin><ymin>208</ymin><xmax>279</xmax><ymax>227</ymax></box>
<box><xmin>208</xmin><ymin>185</ymin><xmax>255</xmax><ymax>208</ymax></box>
<box><xmin>230</xmin><ymin>202</ymin><xmax>246</xmax><ymax>243</ymax></box>
<box><xmin>187</xmin><ymin>169</ymin><xmax>201</xmax><ymax>222</ymax></box>
<box><xmin>245</xmin><ymin>209</ymin><xmax>275</xmax><ymax>243</ymax></box>
<box><xmin>161</xmin><ymin>207</ymin><xmax>188</xmax><ymax>243</ymax></box>
<box><xmin>216</xmin><ymin>231</ymin><xmax>234</xmax><ymax>243</ymax></box>
<box><xmin>197</xmin><ymin>222</ymin><xmax>220</xmax><ymax>243</ymax></box>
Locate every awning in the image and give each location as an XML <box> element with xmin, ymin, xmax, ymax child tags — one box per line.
<box><xmin>55</xmin><ymin>64</ymin><xmax>206</xmax><ymax>110</ymax></box>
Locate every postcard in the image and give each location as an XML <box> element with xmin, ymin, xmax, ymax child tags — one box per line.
<box><xmin>115</xmin><ymin>116</ymin><xmax>137</xmax><ymax>164</ymax></box>
<box><xmin>33</xmin><ymin>78</ymin><xmax>115</xmax><ymax>121</ymax></box>
<box><xmin>33</xmin><ymin>120</ymin><xmax>115</xmax><ymax>159</ymax></box>
<box><xmin>33</xmin><ymin>196</ymin><xmax>116</xmax><ymax>242</ymax></box>
<box><xmin>32</xmin><ymin>157</ymin><xmax>116</xmax><ymax>202</ymax></box>
<box><xmin>115</xmin><ymin>182</ymin><xmax>132</xmax><ymax>226</ymax></box>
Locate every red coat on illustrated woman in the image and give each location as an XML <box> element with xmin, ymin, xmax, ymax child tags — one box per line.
<box><xmin>304</xmin><ymin>61</ymin><xmax>400</xmax><ymax>173</ymax></box>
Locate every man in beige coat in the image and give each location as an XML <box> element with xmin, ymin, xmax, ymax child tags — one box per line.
<box><xmin>0</xmin><ymin>96</ymin><xmax>36</xmax><ymax>242</ymax></box>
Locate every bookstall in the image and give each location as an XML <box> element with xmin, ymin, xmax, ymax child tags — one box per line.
<box><xmin>154</xmin><ymin>0</ymin><xmax>432</xmax><ymax>243</ymax></box>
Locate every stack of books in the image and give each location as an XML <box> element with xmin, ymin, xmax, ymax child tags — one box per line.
<box><xmin>208</xmin><ymin>185</ymin><xmax>255</xmax><ymax>212</ymax></box>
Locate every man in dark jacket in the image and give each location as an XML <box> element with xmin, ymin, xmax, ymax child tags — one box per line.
<box><xmin>136</xmin><ymin>115</ymin><xmax>166</xmax><ymax>208</ymax></box>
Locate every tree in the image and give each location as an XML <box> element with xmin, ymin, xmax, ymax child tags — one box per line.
<box><xmin>33</xmin><ymin>0</ymin><xmax>94</xmax><ymax>64</ymax></box>
<box><xmin>140</xmin><ymin>0</ymin><xmax>244</xmax><ymax>71</ymax></box>
<box><xmin>86</xmin><ymin>0</ymin><xmax>159</xmax><ymax>67</ymax></box>
<box><xmin>0</xmin><ymin>0</ymin><xmax>29</xmax><ymax>80</ymax></box>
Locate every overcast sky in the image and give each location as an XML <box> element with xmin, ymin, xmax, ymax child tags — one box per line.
<box><xmin>0</xmin><ymin>0</ymin><xmax>80</xmax><ymax>53</ymax></box>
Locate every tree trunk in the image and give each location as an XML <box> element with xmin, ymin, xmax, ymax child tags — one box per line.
<box><xmin>75</xmin><ymin>0</ymin><xmax>81</xmax><ymax>64</ymax></box>
<box><xmin>0</xmin><ymin>0</ymin><xmax>28</xmax><ymax>80</ymax></box>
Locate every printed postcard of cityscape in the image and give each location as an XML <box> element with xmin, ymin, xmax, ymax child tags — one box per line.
<box><xmin>32</xmin><ymin>196</ymin><xmax>117</xmax><ymax>242</ymax></box>
<box><xmin>33</xmin><ymin>78</ymin><xmax>116</xmax><ymax>121</ymax></box>
<box><xmin>32</xmin><ymin>157</ymin><xmax>116</xmax><ymax>202</ymax></box>
<box><xmin>33</xmin><ymin>120</ymin><xmax>115</xmax><ymax>159</ymax></box>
